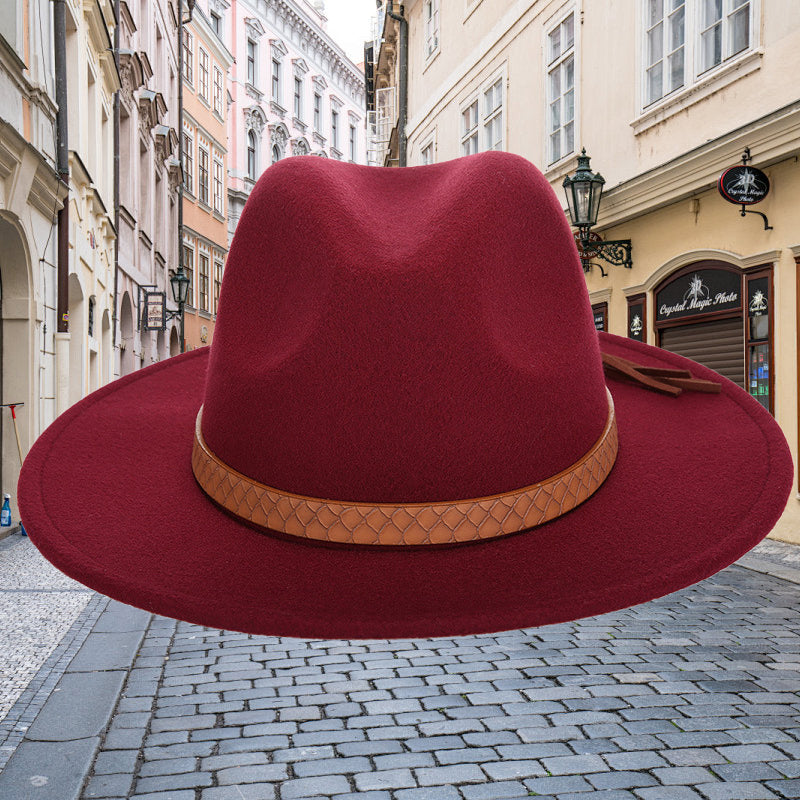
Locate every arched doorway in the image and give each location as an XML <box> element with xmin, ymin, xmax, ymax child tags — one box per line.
<box><xmin>169</xmin><ymin>326</ymin><xmax>180</xmax><ymax>357</ymax></box>
<box><xmin>101</xmin><ymin>308</ymin><xmax>111</xmax><ymax>385</ymax></box>
<box><xmin>0</xmin><ymin>215</ymin><xmax>32</xmax><ymax>500</ymax></box>
<box><xmin>120</xmin><ymin>292</ymin><xmax>134</xmax><ymax>376</ymax></box>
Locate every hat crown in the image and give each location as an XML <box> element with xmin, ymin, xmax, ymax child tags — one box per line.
<box><xmin>201</xmin><ymin>152</ymin><xmax>608</xmax><ymax>502</ymax></box>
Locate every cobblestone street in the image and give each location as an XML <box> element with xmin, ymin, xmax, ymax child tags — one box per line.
<box><xmin>1</xmin><ymin>533</ymin><xmax>799</xmax><ymax>800</ymax></box>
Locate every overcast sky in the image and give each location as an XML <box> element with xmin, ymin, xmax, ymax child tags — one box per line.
<box><xmin>323</xmin><ymin>0</ymin><xmax>378</xmax><ymax>64</ymax></box>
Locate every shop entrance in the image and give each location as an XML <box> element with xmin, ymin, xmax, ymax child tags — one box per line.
<box><xmin>660</xmin><ymin>316</ymin><xmax>745</xmax><ymax>388</ymax></box>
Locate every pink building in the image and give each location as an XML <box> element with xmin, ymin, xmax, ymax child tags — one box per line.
<box><xmin>214</xmin><ymin>0</ymin><xmax>367</xmax><ymax>241</ymax></box>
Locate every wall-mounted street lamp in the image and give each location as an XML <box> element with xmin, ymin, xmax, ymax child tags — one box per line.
<box><xmin>563</xmin><ymin>149</ymin><xmax>632</xmax><ymax>277</ymax></box>
<box><xmin>169</xmin><ymin>268</ymin><xmax>190</xmax><ymax>353</ymax></box>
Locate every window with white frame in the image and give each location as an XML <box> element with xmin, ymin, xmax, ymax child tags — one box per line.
<box><xmin>213</xmin><ymin>67</ymin><xmax>223</xmax><ymax>115</ymax></box>
<box><xmin>246</xmin><ymin>39</ymin><xmax>257</xmax><ymax>86</ymax></box>
<box><xmin>421</xmin><ymin>141</ymin><xmax>434</xmax><ymax>164</ymax></box>
<box><xmin>699</xmin><ymin>0</ymin><xmax>751</xmax><ymax>73</ymax></box>
<box><xmin>645</xmin><ymin>0</ymin><xmax>686</xmax><ymax>105</ymax></box>
<box><xmin>349</xmin><ymin>124</ymin><xmax>356</xmax><ymax>160</ymax></box>
<box><xmin>199</xmin><ymin>48</ymin><xmax>209</xmax><ymax>100</ymax></box>
<box><xmin>213</xmin><ymin>157</ymin><xmax>223</xmax><ymax>213</ymax></box>
<box><xmin>642</xmin><ymin>0</ymin><xmax>755</xmax><ymax>109</ymax></box>
<box><xmin>199</xmin><ymin>252</ymin><xmax>210</xmax><ymax>312</ymax></box>
<box><xmin>424</xmin><ymin>0</ymin><xmax>439</xmax><ymax>58</ymax></box>
<box><xmin>210</xmin><ymin>10</ymin><xmax>221</xmax><ymax>37</ymax></box>
<box><xmin>547</xmin><ymin>12</ymin><xmax>575</xmax><ymax>164</ymax></box>
<box><xmin>198</xmin><ymin>146</ymin><xmax>209</xmax><ymax>205</ymax></box>
<box><xmin>272</xmin><ymin>59</ymin><xmax>281</xmax><ymax>102</ymax></box>
<box><xmin>460</xmin><ymin>100</ymin><xmax>478</xmax><ymax>155</ymax></box>
<box><xmin>331</xmin><ymin>109</ymin><xmax>339</xmax><ymax>149</ymax></box>
<box><xmin>182</xmin><ymin>30</ymin><xmax>193</xmax><ymax>83</ymax></box>
<box><xmin>247</xmin><ymin>131</ymin><xmax>257</xmax><ymax>180</ymax></box>
<box><xmin>214</xmin><ymin>259</ymin><xmax>223</xmax><ymax>313</ymax></box>
<box><xmin>294</xmin><ymin>77</ymin><xmax>303</xmax><ymax>118</ymax></box>
<box><xmin>314</xmin><ymin>93</ymin><xmax>322</xmax><ymax>131</ymax></box>
<box><xmin>483</xmin><ymin>79</ymin><xmax>503</xmax><ymax>151</ymax></box>
<box><xmin>183</xmin><ymin>132</ymin><xmax>193</xmax><ymax>192</ymax></box>
<box><xmin>183</xmin><ymin>244</ymin><xmax>195</xmax><ymax>307</ymax></box>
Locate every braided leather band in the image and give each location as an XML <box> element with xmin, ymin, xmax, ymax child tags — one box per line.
<box><xmin>191</xmin><ymin>390</ymin><xmax>617</xmax><ymax>546</ymax></box>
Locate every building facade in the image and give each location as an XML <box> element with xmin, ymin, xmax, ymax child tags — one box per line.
<box><xmin>180</xmin><ymin>1</ymin><xmax>234</xmax><ymax>351</ymax></box>
<box><xmin>62</xmin><ymin>0</ymin><xmax>118</xmax><ymax>404</ymax></box>
<box><xmin>373</xmin><ymin>0</ymin><xmax>800</xmax><ymax>542</ymax></box>
<box><xmin>0</xmin><ymin>2</ymin><xmax>63</xmax><ymax>521</ymax></box>
<box><xmin>225</xmin><ymin>0</ymin><xmax>367</xmax><ymax>242</ymax></box>
<box><xmin>116</xmin><ymin>0</ymin><xmax>181</xmax><ymax>373</ymax></box>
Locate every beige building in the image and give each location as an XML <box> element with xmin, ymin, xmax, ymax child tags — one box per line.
<box><xmin>0</xmin><ymin>2</ymin><xmax>63</xmax><ymax>521</ymax></box>
<box><xmin>62</xmin><ymin>0</ymin><xmax>118</xmax><ymax>402</ymax></box>
<box><xmin>373</xmin><ymin>0</ymin><xmax>800</xmax><ymax>542</ymax></box>
<box><xmin>116</xmin><ymin>0</ymin><xmax>182</xmax><ymax>371</ymax></box>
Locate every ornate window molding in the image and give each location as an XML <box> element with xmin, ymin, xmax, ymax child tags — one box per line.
<box><xmin>291</xmin><ymin>137</ymin><xmax>310</xmax><ymax>156</ymax></box>
<box><xmin>292</xmin><ymin>58</ymin><xmax>309</xmax><ymax>77</ymax></box>
<box><xmin>244</xmin><ymin>105</ymin><xmax>267</xmax><ymax>134</ymax></box>
<box><xmin>245</xmin><ymin>17</ymin><xmax>266</xmax><ymax>39</ymax></box>
<box><xmin>270</xmin><ymin>38</ymin><xmax>289</xmax><ymax>59</ymax></box>
<box><xmin>269</xmin><ymin>122</ymin><xmax>290</xmax><ymax>155</ymax></box>
<box><xmin>312</xmin><ymin>74</ymin><xmax>328</xmax><ymax>92</ymax></box>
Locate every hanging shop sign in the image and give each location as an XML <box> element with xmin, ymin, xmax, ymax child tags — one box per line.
<box><xmin>144</xmin><ymin>291</ymin><xmax>167</xmax><ymax>331</ymax></box>
<box><xmin>718</xmin><ymin>165</ymin><xmax>770</xmax><ymax>206</ymax></box>
<box><xmin>655</xmin><ymin>269</ymin><xmax>740</xmax><ymax>323</ymax></box>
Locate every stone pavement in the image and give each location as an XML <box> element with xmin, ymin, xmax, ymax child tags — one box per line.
<box><xmin>0</xmin><ymin>534</ymin><xmax>799</xmax><ymax>800</ymax></box>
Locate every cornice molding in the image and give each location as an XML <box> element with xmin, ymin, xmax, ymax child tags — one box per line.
<box><xmin>594</xmin><ymin>102</ymin><xmax>800</xmax><ymax>232</ymax></box>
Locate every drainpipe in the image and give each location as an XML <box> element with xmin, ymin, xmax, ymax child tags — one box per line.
<box><xmin>385</xmin><ymin>2</ymin><xmax>407</xmax><ymax>167</ymax></box>
<box><xmin>112</xmin><ymin>0</ymin><xmax>120</xmax><ymax>377</ymax></box>
<box><xmin>177</xmin><ymin>0</ymin><xmax>186</xmax><ymax>352</ymax></box>
<box><xmin>53</xmin><ymin>0</ymin><xmax>70</xmax><ymax>412</ymax></box>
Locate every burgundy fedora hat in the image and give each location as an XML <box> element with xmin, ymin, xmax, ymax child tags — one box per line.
<box><xmin>18</xmin><ymin>152</ymin><xmax>792</xmax><ymax>639</ymax></box>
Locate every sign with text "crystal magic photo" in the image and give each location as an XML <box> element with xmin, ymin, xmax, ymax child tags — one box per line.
<box><xmin>656</xmin><ymin>269</ymin><xmax>741</xmax><ymax>323</ymax></box>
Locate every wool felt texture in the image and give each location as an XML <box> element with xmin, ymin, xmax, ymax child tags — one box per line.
<box><xmin>18</xmin><ymin>152</ymin><xmax>793</xmax><ymax>639</ymax></box>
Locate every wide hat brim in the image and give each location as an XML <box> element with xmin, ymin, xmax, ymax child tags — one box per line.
<box><xmin>19</xmin><ymin>332</ymin><xmax>792</xmax><ymax>639</ymax></box>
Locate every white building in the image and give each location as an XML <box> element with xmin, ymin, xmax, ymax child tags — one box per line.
<box><xmin>221</xmin><ymin>0</ymin><xmax>367</xmax><ymax>241</ymax></box>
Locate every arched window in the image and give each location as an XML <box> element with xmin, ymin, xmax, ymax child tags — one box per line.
<box><xmin>272</xmin><ymin>144</ymin><xmax>282</xmax><ymax>164</ymax></box>
<box><xmin>247</xmin><ymin>131</ymin><xmax>257</xmax><ymax>180</ymax></box>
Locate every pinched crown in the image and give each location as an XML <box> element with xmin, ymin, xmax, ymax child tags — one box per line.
<box><xmin>201</xmin><ymin>152</ymin><xmax>609</xmax><ymax>503</ymax></box>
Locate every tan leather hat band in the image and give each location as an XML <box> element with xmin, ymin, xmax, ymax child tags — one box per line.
<box><xmin>191</xmin><ymin>390</ymin><xmax>618</xmax><ymax>546</ymax></box>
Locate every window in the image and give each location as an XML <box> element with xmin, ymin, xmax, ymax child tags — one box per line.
<box><xmin>199</xmin><ymin>49</ymin><xmax>209</xmax><ymax>100</ymax></box>
<box><xmin>460</xmin><ymin>100</ymin><xmax>478</xmax><ymax>155</ymax></box>
<box><xmin>331</xmin><ymin>109</ymin><xmax>339</xmax><ymax>149</ymax></box>
<box><xmin>198</xmin><ymin>146</ymin><xmax>209</xmax><ymax>204</ymax></box>
<box><xmin>645</xmin><ymin>0</ymin><xmax>686</xmax><ymax>104</ymax></box>
<box><xmin>213</xmin><ymin>157</ymin><xmax>223</xmax><ymax>213</ymax></box>
<box><xmin>271</xmin><ymin>59</ymin><xmax>281</xmax><ymax>102</ymax></box>
<box><xmin>199</xmin><ymin>253</ymin><xmax>210</xmax><ymax>312</ymax></box>
<box><xmin>272</xmin><ymin>144</ymin><xmax>282</xmax><ymax>163</ymax></box>
<box><xmin>314</xmin><ymin>93</ymin><xmax>322</xmax><ymax>131</ymax></box>
<box><xmin>182</xmin><ymin>132</ymin><xmax>193</xmax><ymax>192</ymax></box>
<box><xmin>699</xmin><ymin>0</ymin><xmax>751</xmax><ymax>73</ymax></box>
<box><xmin>294</xmin><ymin>77</ymin><xmax>302</xmax><ymax>118</ymax></box>
<box><xmin>424</xmin><ymin>0</ymin><xmax>439</xmax><ymax>57</ymax></box>
<box><xmin>247</xmin><ymin>131</ymin><xmax>257</xmax><ymax>180</ymax></box>
<box><xmin>214</xmin><ymin>259</ymin><xmax>223</xmax><ymax>313</ymax></box>
<box><xmin>547</xmin><ymin>12</ymin><xmax>575</xmax><ymax>163</ymax></box>
<box><xmin>641</xmin><ymin>0</ymin><xmax>754</xmax><ymax>110</ymax></box>
<box><xmin>421</xmin><ymin>141</ymin><xmax>434</xmax><ymax>164</ymax></box>
<box><xmin>349</xmin><ymin>124</ymin><xmax>356</xmax><ymax>161</ymax></box>
<box><xmin>247</xmin><ymin>39</ymin><xmax>257</xmax><ymax>85</ymax></box>
<box><xmin>483</xmin><ymin>79</ymin><xmax>503</xmax><ymax>151</ymax></box>
<box><xmin>213</xmin><ymin>67</ymin><xmax>223</xmax><ymax>115</ymax></box>
<box><xmin>210</xmin><ymin>10</ymin><xmax>221</xmax><ymax>36</ymax></box>
<box><xmin>182</xmin><ymin>30</ymin><xmax>193</xmax><ymax>83</ymax></box>
<box><xmin>183</xmin><ymin>245</ymin><xmax>194</xmax><ymax>307</ymax></box>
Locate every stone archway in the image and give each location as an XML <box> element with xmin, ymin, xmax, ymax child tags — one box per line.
<box><xmin>101</xmin><ymin>308</ymin><xmax>111</xmax><ymax>385</ymax></box>
<box><xmin>169</xmin><ymin>325</ymin><xmax>180</xmax><ymax>357</ymax></box>
<box><xmin>67</xmin><ymin>274</ymin><xmax>85</xmax><ymax>405</ymax></box>
<box><xmin>120</xmin><ymin>292</ymin><xmax>134</xmax><ymax>376</ymax></box>
<box><xmin>0</xmin><ymin>215</ymin><xmax>32</xmax><ymax>500</ymax></box>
